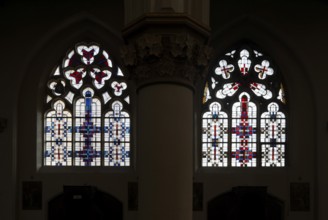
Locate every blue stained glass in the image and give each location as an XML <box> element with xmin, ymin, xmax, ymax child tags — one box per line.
<box><xmin>44</xmin><ymin>43</ymin><xmax>131</xmax><ymax>167</ymax></box>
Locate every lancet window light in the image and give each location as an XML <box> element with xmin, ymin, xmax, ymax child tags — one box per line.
<box><xmin>44</xmin><ymin>43</ymin><xmax>131</xmax><ymax>167</ymax></box>
<box><xmin>202</xmin><ymin>45</ymin><xmax>287</xmax><ymax>167</ymax></box>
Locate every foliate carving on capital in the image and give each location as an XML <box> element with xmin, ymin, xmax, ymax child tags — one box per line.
<box><xmin>136</xmin><ymin>34</ymin><xmax>163</xmax><ymax>59</ymax></box>
<box><xmin>121</xmin><ymin>34</ymin><xmax>212</xmax><ymax>84</ymax></box>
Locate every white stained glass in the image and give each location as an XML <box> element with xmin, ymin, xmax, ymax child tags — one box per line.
<box><xmin>211</xmin><ymin>77</ymin><xmax>218</xmax><ymax>89</ymax></box>
<box><xmin>202</xmin><ymin>46</ymin><xmax>287</xmax><ymax>168</ymax></box>
<box><xmin>45</xmin><ymin>43</ymin><xmax>133</xmax><ymax>167</ymax></box>
<box><xmin>103</xmin><ymin>51</ymin><xmax>113</xmax><ymax>67</ymax></box>
<box><xmin>46</xmin><ymin>95</ymin><xmax>52</xmax><ymax>103</ymax></box>
<box><xmin>238</xmin><ymin>49</ymin><xmax>251</xmax><ymax>75</ymax></box>
<box><xmin>260</xmin><ymin>103</ymin><xmax>286</xmax><ymax>167</ymax></box>
<box><xmin>215</xmin><ymin>60</ymin><xmax>234</xmax><ymax>79</ymax></box>
<box><xmin>261</xmin><ymin>144</ymin><xmax>285</xmax><ymax>167</ymax></box>
<box><xmin>124</xmin><ymin>96</ymin><xmax>130</xmax><ymax>104</ymax></box>
<box><xmin>253</xmin><ymin>50</ymin><xmax>263</xmax><ymax>57</ymax></box>
<box><xmin>254</xmin><ymin>60</ymin><xmax>274</xmax><ymax>79</ymax></box>
<box><xmin>216</xmin><ymin>82</ymin><xmax>240</xmax><ymax>99</ymax></box>
<box><xmin>44</xmin><ymin>100</ymin><xmax>72</xmax><ymax>166</ymax></box>
<box><xmin>202</xmin><ymin>102</ymin><xmax>228</xmax><ymax>167</ymax></box>
<box><xmin>260</xmin><ymin>103</ymin><xmax>286</xmax><ymax>142</ymax></box>
<box><xmin>65</xmin><ymin>91</ymin><xmax>75</xmax><ymax>104</ymax></box>
<box><xmin>117</xmin><ymin>67</ymin><xmax>124</xmax><ymax>76</ymax></box>
<box><xmin>54</xmin><ymin>66</ymin><xmax>61</xmax><ymax>76</ymax></box>
<box><xmin>249</xmin><ymin>82</ymin><xmax>272</xmax><ymax>99</ymax></box>
<box><xmin>102</xmin><ymin>92</ymin><xmax>111</xmax><ymax>104</ymax></box>
<box><xmin>104</xmin><ymin>101</ymin><xmax>130</xmax><ymax>167</ymax></box>
<box><xmin>225</xmin><ymin>50</ymin><xmax>236</xmax><ymax>58</ymax></box>
<box><xmin>63</xmin><ymin>50</ymin><xmax>75</xmax><ymax>67</ymax></box>
<box><xmin>75</xmin><ymin>90</ymin><xmax>101</xmax><ymax>118</ymax></box>
<box><xmin>111</xmin><ymin>81</ymin><xmax>127</xmax><ymax>96</ymax></box>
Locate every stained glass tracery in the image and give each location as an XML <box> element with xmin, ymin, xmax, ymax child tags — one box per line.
<box><xmin>202</xmin><ymin>45</ymin><xmax>287</xmax><ymax>167</ymax></box>
<box><xmin>44</xmin><ymin>43</ymin><xmax>131</xmax><ymax>167</ymax></box>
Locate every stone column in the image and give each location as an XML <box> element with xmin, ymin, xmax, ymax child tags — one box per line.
<box><xmin>137</xmin><ymin>84</ymin><xmax>193</xmax><ymax>220</ymax></box>
<box><xmin>122</xmin><ymin>13</ymin><xmax>211</xmax><ymax>220</ymax></box>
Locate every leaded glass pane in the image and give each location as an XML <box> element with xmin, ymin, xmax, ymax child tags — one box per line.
<box><xmin>260</xmin><ymin>103</ymin><xmax>286</xmax><ymax>167</ymax></box>
<box><xmin>43</xmin><ymin>42</ymin><xmax>131</xmax><ymax>167</ymax></box>
<box><xmin>231</xmin><ymin>93</ymin><xmax>257</xmax><ymax>167</ymax></box>
<box><xmin>74</xmin><ymin>89</ymin><xmax>102</xmax><ymax>166</ymax></box>
<box><xmin>44</xmin><ymin>100</ymin><xmax>72</xmax><ymax>166</ymax></box>
<box><xmin>202</xmin><ymin>45</ymin><xmax>287</xmax><ymax>168</ymax></box>
<box><xmin>202</xmin><ymin>102</ymin><xmax>228</xmax><ymax>167</ymax></box>
<box><xmin>104</xmin><ymin>101</ymin><xmax>130</xmax><ymax>166</ymax></box>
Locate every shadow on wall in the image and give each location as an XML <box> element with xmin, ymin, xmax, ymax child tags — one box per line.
<box><xmin>48</xmin><ymin>186</ymin><xmax>123</xmax><ymax>220</ymax></box>
<box><xmin>208</xmin><ymin>186</ymin><xmax>284</xmax><ymax>220</ymax></box>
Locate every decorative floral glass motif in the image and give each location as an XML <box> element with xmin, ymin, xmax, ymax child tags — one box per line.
<box><xmin>202</xmin><ymin>45</ymin><xmax>287</xmax><ymax>167</ymax></box>
<box><xmin>44</xmin><ymin>43</ymin><xmax>131</xmax><ymax>167</ymax></box>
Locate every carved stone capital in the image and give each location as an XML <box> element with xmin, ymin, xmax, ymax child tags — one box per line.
<box><xmin>121</xmin><ymin>14</ymin><xmax>212</xmax><ymax>87</ymax></box>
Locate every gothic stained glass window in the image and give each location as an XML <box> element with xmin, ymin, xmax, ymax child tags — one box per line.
<box><xmin>202</xmin><ymin>45</ymin><xmax>287</xmax><ymax>167</ymax></box>
<box><xmin>44</xmin><ymin>43</ymin><xmax>131</xmax><ymax>167</ymax></box>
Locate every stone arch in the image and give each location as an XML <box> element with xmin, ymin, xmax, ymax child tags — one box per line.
<box><xmin>195</xmin><ymin>15</ymin><xmax>316</xmax><ymax>170</ymax></box>
<box><xmin>17</xmin><ymin>13</ymin><xmax>126</xmax><ymax>170</ymax></box>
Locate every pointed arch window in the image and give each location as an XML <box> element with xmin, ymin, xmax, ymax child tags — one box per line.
<box><xmin>44</xmin><ymin>43</ymin><xmax>131</xmax><ymax>167</ymax></box>
<box><xmin>202</xmin><ymin>45</ymin><xmax>287</xmax><ymax>167</ymax></box>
